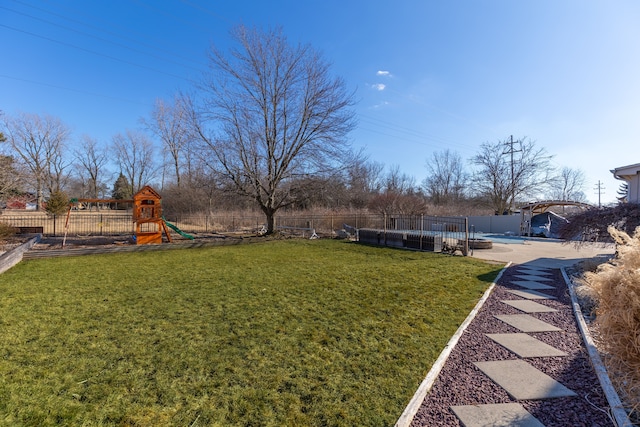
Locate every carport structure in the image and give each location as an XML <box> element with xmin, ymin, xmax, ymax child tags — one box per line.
<box><xmin>519</xmin><ymin>200</ymin><xmax>593</xmax><ymax>236</ymax></box>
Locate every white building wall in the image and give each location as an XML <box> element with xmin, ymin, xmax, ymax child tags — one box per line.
<box><xmin>611</xmin><ymin>164</ymin><xmax>640</xmax><ymax>204</ymax></box>
<box><xmin>467</xmin><ymin>215</ymin><xmax>522</xmax><ymax>235</ymax></box>
<box><xmin>629</xmin><ymin>173</ymin><xmax>640</xmax><ymax>203</ymax></box>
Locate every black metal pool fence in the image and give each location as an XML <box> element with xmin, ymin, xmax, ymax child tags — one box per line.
<box><xmin>0</xmin><ymin>212</ymin><xmax>468</xmax><ymax>253</ymax></box>
<box><xmin>357</xmin><ymin>215</ymin><xmax>469</xmax><ymax>255</ymax></box>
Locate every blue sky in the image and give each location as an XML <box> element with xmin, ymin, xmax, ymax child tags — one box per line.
<box><xmin>2</xmin><ymin>0</ymin><xmax>640</xmax><ymax>205</ymax></box>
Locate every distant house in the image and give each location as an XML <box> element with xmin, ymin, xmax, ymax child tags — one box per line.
<box><xmin>611</xmin><ymin>163</ymin><xmax>640</xmax><ymax>203</ymax></box>
<box><xmin>5</xmin><ymin>193</ymin><xmax>37</xmax><ymax>210</ymax></box>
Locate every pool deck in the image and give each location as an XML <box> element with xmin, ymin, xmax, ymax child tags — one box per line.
<box><xmin>469</xmin><ymin>239</ymin><xmax>614</xmax><ymax>268</ymax></box>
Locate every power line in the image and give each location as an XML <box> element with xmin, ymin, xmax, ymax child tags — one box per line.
<box><xmin>1</xmin><ymin>1</ymin><xmax>505</xmax><ymax>169</ymax></box>
<box><xmin>8</xmin><ymin>0</ymin><xmax>208</xmax><ymax>67</ymax></box>
<box><xmin>357</xmin><ymin>122</ymin><xmax>475</xmax><ymax>154</ymax></box>
<box><xmin>382</xmin><ymin>87</ymin><xmax>499</xmax><ymax>136</ymax></box>
<box><xmin>0</xmin><ymin>74</ymin><xmax>151</xmax><ymax>107</ymax></box>
<box><xmin>0</xmin><ymin>23</ymin><xmax>191</xmax><ymax>82</ymax></box>
<box><xmin>3</xmin><ymin>1</ymin><xmax>490</xmax><ymax>158</ymax></box>
<box><xmin>0</xmin><ymin>5</ymin><xmax>205</xmax><ymax>73</ymax></box>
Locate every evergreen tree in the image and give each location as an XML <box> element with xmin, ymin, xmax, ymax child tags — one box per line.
<box><xmin>617</xmin><ymin>182</ymin><xmax>629</xmax><ymax>203</ymax></box>
<box><xmin>111</xmin><ymin>173</ymin><xmax>133</xmax><ymax>200</ymax></box>
<box><xmin>45</xmin><ymin>190</ymin><xmax>69</xmax><ymax>216</ymax></box>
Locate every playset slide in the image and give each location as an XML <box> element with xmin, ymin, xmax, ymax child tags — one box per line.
<box><xmin>162</xmin><ymin>217</ymin><xmax>194</xmax><ymax>240</ymax></box>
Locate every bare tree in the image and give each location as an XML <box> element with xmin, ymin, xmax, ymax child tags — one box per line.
<box><xmin>73</xmin><ymin>135</ymin><xmax>109</xmax><ymax>198</ymax></box>
<box><xmin>0</xmin><ymin>155</ymin><xmax>26</xmax><ymax>201</ymax></box>
<box><xmin>470</xmin><ymin>137</ymin><xmax>554</xmax><ymax>214</ymax></box>
<box><xmin>346</xmin><ymin>159</ymin><xmax>384</xmax><ymax>208</ymax></box>
<box><xmin>368</xmin><ymin>191</ymin><xmax>428</xmax><ymax>216</ymax></box>
<box><xmin>188</xmin><ymin>25</ymin><xmax>356</xmax><ymax>234</ymax></box>
<box><xmin>423</xmin><ymin>149</ymin><xmax>467</xmax><ymax>205</ymax></box>
<box><xmin>384</xmin><ymin>164</ymin><xmax>416</xmax><ymax>194</ymax></box>
<box><xmin>142</xmin><ymin>95</ymin><xmax>192</xmax><ymax>188</ymax></box>
<box><xmin>550</xmin><ymin>166</ymin><xmax>586</xmax><ymax>202</ymax></box>
<box><xmin>348</xmin><ymin>159</ymin><xmax>384</xmax><ymax>193</ymax></box>
<box><xmin>112</xmin><ymin>130</ymin><xmax>158</xmax><ymax>194</ymax></box>
<box><xmin>1</xmin><ymin>112</ymin><xmax>71</xmax><ymax>209</ymax></box>
<box><xmin>46</xmin><ymin>140</ymin><xmax>72</xmax><ymax>195</ymax></box>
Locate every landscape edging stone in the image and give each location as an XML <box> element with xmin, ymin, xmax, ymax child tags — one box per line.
<box><xmin>0</xmin><ymin>234</ymin><xmax>41</xmax><ymax>274</ymax></box>
<box><xmin>394</xmin><ymin>262</ymin><xmax>511</xmax><ymax>427</ymax></box>
<box><xmin>561</xmin><ymin>267</ymin><xmax>633</xmax><ymax>427</ymax></box>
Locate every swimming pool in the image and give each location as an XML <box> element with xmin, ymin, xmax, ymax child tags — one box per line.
<box><xmin>473</xmin><ymin>233</ymin><xmax>564</xmax><ymax>245</ymax></box>
<box><xmin>473</xmin><ymin>233</ymin><xmax>527</xmax><ymax>245</ymax></box>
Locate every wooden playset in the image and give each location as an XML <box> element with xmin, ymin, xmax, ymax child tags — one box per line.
<box><xmin>132</xmin><ymin>186</ymin><xmax>172</xmax><ymax>244</ymax></box>
<box><xmin>64</xmin><ymin>185</ymin><xmax>180</xmax><ymax>246</ymax></box>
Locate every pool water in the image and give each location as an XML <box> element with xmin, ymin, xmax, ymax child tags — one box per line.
<box><xmin>473</xmin><ymin>233</ymin><xmax>527</xmax><ymax>245</ymax></box>
<box><xmin>473</xmin><ymin>233</ymin><xmax>564</xmax><ymax>245</ymax></box>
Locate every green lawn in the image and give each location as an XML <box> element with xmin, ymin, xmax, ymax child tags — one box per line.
<box><xmin>0</xmin><ymin>239</ymin><xmax>501</xmax><ymax>426</ymax></box>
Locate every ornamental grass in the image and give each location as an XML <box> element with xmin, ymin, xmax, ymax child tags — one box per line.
<box><xmin>577</xmin><ymin>226</ymin><xmax>640</xmax><ymax>417</ymax></box>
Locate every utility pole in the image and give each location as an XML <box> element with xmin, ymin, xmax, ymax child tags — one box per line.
<box><xmin>503</xmin><ymin>135</ymin><xmax>522</xmax><ymax>214</ymax></box>
<box><xmin>594</xmin><ymin>180</ymin><xmax>605</xmax><ymax>208</ymax></box>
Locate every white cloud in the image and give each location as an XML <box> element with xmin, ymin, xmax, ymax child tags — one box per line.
<box><xmin>372</xmin><ymin>101</ymin><xmax>390</xmax><ymax>109</ymax></box>
<box><xmin>376</xmin><ymin>70</ymin><xmax>391</xmax><ymax>77</ymax></box>
<box><xmin>372</xmin><ymin>83</ymin><xmax>386</xmax><ymax>91</ymax></box>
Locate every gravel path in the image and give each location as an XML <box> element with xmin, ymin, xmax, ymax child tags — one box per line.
<box><xmin>409</xmin><ymin>265</ymin><xmax>615</xmax><ymax>427</ymax></box>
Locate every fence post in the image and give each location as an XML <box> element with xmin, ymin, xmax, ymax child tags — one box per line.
<box><xmin>420</xmin><ymin>214</ymin><xmax>424</xmax><ymax>251</ymax></box>
<box><xmin>100</xmin><ymin>214</ymin><xmax>103</xmax><ymax>236</ymax></box>
<box><xmin>463</xmin><ymin>217</ymin><xmax>469</xmax><ymax>256</ymax></box>
<box><xmin>53</xmin><ymin>215</ymin><xmax>56</xmax><ymax>237</ymax></box>
<box><xmin>383</xmin><ymin>213</ymin><xmax>387</xmax><ymax>246</ymax></box>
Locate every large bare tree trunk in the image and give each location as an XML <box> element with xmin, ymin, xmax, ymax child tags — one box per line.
<box><xmin>188</xmin><ymin>25</ymin><xmax>356</xmax><ymax>232</ymax></box>
<box><xmin>264</xmin><ymin>210</ymin><xmax>276</xmax><ymax>235</ymax></box>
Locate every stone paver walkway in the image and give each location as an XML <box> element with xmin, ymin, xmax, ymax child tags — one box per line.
<box><xmin>485</xmin><ymin>333</ymin><xmax>567</xmax><ymax>358</ymax></box>
<box><xmin>493</xmin><ymin>314</ymin><xmax>562</xmax><ymax>333</ymax></box>
<box><xmin>450</xmin><ymin>403</ymin><xmax>546</xmax><ymax>427</ymax></box>
<box><xmin>505</xmin><ymin>288</ymin><xmax>556</xmax><ymax>300</ymax></box>
<box><xmin>473</xmin><ymin>359</ymin><xmax>576</xmax><ymax>400</ymax></box>
<box><xmin>406</xmin><ymin>261</ymin><xmax>615</xmax><ymax>427</ymax></box>
<box><xmin>452</xmin><ymin>265</ymin><xmax>576</xmax><ymax>425</ymax></box>
<box><xmin>501</xmin><ymin>299</ymin><xmax>558</xmax><ymax>313</ymax></box>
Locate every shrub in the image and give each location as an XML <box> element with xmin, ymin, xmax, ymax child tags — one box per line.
<box><xmin>576</xmin><ymin>226</ymin><xmax>640</xmax><ymax>416</ymax></box>
<box><xmin>0</xmin><ymin>222</ymin><xmax>17</xmax><ymax>239</ymax></box>
<box><xmin>45</xmin><ymin>190</ymin><xmax>70</xmax><ymax>216</ymax></box>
